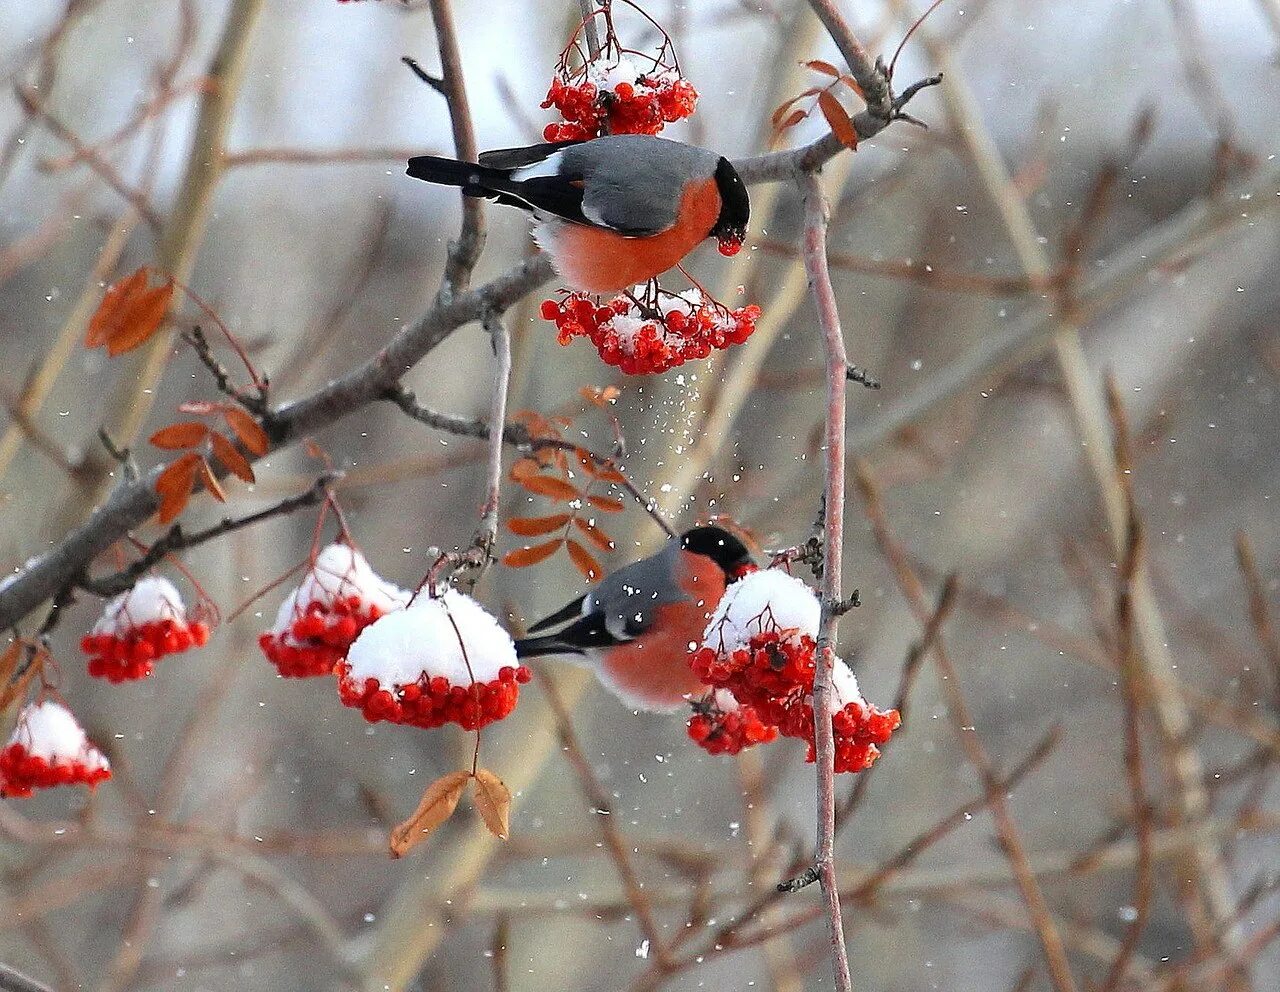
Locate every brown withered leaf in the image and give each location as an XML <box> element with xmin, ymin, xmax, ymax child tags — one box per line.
<box><xmin>472</xmin><ymin>768</ymin><xmax>511</xmax><ymax>840</ymax></box>
<box><xmin>0</xmin><ymin>652</ymin><xmax>41</xmax><ymax>714</ymax></box>
<box><xmin>155</xmin><ymin>452</ymin><xmax>201</xmax><ymax>525</ymax></box>
<box><xmin>839</xmin><ymin>74</ymin><xmax>865</xmax><ymax>99</ymax></box>
<box><xmin>149</xmin><ymin>421</ymin><xmax>209</xmax><ymax>450</ymax></box>
<box><xmin>502</xmin><ymin>540</ymin><xmax>562</xmax><ymax>568</ymax></box>
<box><xmin>0</xmin><ymin>641</ymin><xmax>22</xmax><ymax>688</ymax></box>
<box><xmin>210</xmin><ymin>432</ymin><xmax>255</xmax><ymax>483</ymax></box>
<box><xmin>566</xmin><ymin>539</ymin><xmax>601</xmax><ymax>581</ymax></box>
<box><xmin>509</xmin><ymin>458</ymin><xmax>540</xmax><ymax>482</ymax></box>
<box><xmin>518</xmin><ymin>474</ymin><xmax>580</xmax><ymax>501</ymax></box>
<box><xmin>197</xmin><ymin>456</ymin><xmax>227</xmax><ymax>503</ymax></box>
<box><xmin>586</xmin><ymin>494</ymin><xmax>624</xmax><ymax>513</ymax></box>
<box><xmin>574</xmin><ymin>517</ymin><xmax>614</xmax><ymax>553</ymax></box>
<box><xmin>776</xmin><ymin>108</ymin><xmax>808</xmax><ymax>131</ymax></box>
<box><xmin>507</xmin><ymin>513</ymin><xmax>571</xmax><ymax>537</ymax></box>
<box><xmin>770</xmin><ymin>87</ymin><xmax>822</xmax><ymax>127</ymax></box>
<box><xmin>818</xmin><ymin>90</ymin><xmax>858</xmax><ymax>150</ymax></box>
<box><xmin>86</xmin><ymin>267</ymin><xmax>174</xmax><ymax>357</ymax></box>
<box><xmin>805</xmin><ymin>59</ymin><xmax>841</xmax><ymax>77</ymax></box>
<box><xmin>223</xmin><ymin>408</ymin><xmax>270</xmax><ymax>457</ymax></box>
<box><xmin>389</xmin><ymin>770</ymin><xmax>470</xmax><ymax>858</ymax></box>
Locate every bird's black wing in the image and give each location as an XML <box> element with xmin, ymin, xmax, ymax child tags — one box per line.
<box><xmin>478</xmin><ymin>140</ymin><xmax>584</xmax><ymax>170</ymax></box>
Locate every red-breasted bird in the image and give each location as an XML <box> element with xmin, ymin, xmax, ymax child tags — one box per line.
<box><xmin>514</xmin><ymin>525</ymin><xmax>755</xmax><ymax>712</ymax></box>
<box><xmin>406</xmin><ymin>134</ymin><xmax>750</xmax><ymax>293</ymax></box>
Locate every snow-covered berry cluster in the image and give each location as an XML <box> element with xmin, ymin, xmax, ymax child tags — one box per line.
<box><xmin>0</xmin><ymin>700</ymin><xmax>111</xmax><ymax>798</ymax></box>
<box><xmin>686</xmin><ymin>688</ymin><xmax>778</xmax><ymax>756</ymax></box>
<box><xmin>687</xmin><ymin>569</ymin><xmax>900</xmax><ymax>772</ymax></box>
<box><xmin>259</xmin><ymin>543</ymin><xmax>409</xmax><ymax>679</ymax></box>
<box><xmin>541</xmin><ymin>288</ymin><xmax>760</xmax><ymax>375</ymax></box>
<box><xmin>80</xmin><ymin>576</ymin><xmax>209</xmax><ymax>683</ymax></box>
<box><xmin>542</xmin><ymin>57</ymin><xmax>697</xmax><ymax>141</ymax></box>
<box><xmin>337</xmin><ymin>590</ymin><xmax>531</xmax><ymax>731</ymax></box>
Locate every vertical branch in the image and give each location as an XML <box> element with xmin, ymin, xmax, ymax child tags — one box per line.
<box><xmin>798</xmin><ymin>170</ymin><xmax>853</xmax><ymax>992</ymax></box>
<box><xmin>578</xmin><ymin>0</ymin><xmax>603</xmax><ymax>59</ymax></box>
<box><xmin>429</xmin><ymin>0</ymin><xmax>486</xmax><ymax>299</ymax></box>
<box><xmin>477</xmin><ymin>311</ymin><xmax>512</xmax><ymax>550</ymax></box>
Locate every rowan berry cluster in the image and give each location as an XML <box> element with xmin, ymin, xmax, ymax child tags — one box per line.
<box><xmin>336</xmin><ymin>591</ymin><xmax>532</xmax><ymax>731</ymax></box>
<box><xmin>542</xmin><ymin>59</ymin><xmax>698</xmax><ymax>141</ymax></box>
<box><xmin>80</xmin><ymin>576</ymin><xmax>209</xmax><ymax>683</ymax></box>
<box><xmin>541</xmin><ymin>289</ymin><xmax>760</xmax><ymax>375</ymax></box>
<box><xmin>686</xmin><ymin>688</ymin><xmax>779</xmax><ymax>756</ymax></box>
<box><xmin>687</xmin><ymin>569</ymin><xmax>900</xmax><ymax>772</ymax></box>
<box><xmin>258</xmin><ymin>543</ymin><xmax>409</xmax><ymax>678</ymax></box>
<box><xmin>0</xmin><ymin>701</ymin><xmax>111</xmax><ymax>798</ymax></box>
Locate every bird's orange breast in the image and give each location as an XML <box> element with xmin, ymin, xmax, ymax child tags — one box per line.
<box><xmin>543</xmin><ymin>178</ymin><xmax>722</xmax><ymax>294</ymax></box>
<box><xmin>597</xmin><ymin>551</ymin><xmax>727</xmax><ymax>712</ymax></box>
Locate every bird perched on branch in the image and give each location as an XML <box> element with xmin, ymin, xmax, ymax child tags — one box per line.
<box><xmin>406</xmin><ymin>134</ymin><xmax>749</xmax><ymax>293</ymax></box>
<box><xmin>514</xmin><ymin>525</ymin><xmax>755</xmax><ymax>711</ymax></box>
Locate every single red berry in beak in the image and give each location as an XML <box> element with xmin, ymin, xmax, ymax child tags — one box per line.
<box><xmin>718</xmin><ymin>235</ymin><xmax>743</xmax><ymax>257</ymax></box>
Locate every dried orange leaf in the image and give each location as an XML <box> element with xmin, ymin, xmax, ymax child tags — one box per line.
<box><xmin>223</xmin><ymin>408</ymin><xmax>270</xmax><ymax>457</ymax></box>
<box><xmin>838</xmin><ymin>74</ymin><xmax>865</xmax><ymax>99</ymax></box>
<box><xmin>566</xmin><ymin>539</ymin><xmax>601</xmax><ymax>581</ymax></box>
<box><xmin>776</xmin><ymin>107</ymin><xmax>808</xmax><ymax>130</ymax></box>
<box><xmin>574</xmin><ymin>517</ymin><xmax>615</xmax><ymax>553</ymax></box>
<box><xmin>805</xmin><ymin>59</ymin><xmax>842</xmax><ymax>77</ymax></box>
<box><xmin>86</xmin><ymin>267</ymin><xmax>175</xmax><ymax>357</ymax></box>
<box><xmin>155</xmin><ymin>451</ymin><xmax>201</xmax><ymax>497</ymax></box>
<box><xmin>0</xmin><ymin>653</ymin><xmax>41</xmax><ymax>714</ymax></box>
<box><xmin>586</xmin><ymin>494</ymin><xmax>624</xmax><ymax>513</ymax></box>
<box><xmin>595</xmin><ymin>464</ymin><xmax>628</xmax><ymax>485</ymax></box>
<box><xmin>507</xmin><ymin>513</ymin><xmax>571</xmax><ymax>537</ymax></box>
<box><xmin>155</xmin><ymin>452</ymin><xmax>200</xmax><ymax>525</ymax></box>
<box><xmin>149</xmin><ymin>421</ymin><xmax>209</xmax><ymax>450</ymax></box>
<box><xmin>502</xmin><ymin>539</ymin><xmax>562</xmax><ymax>568</ymax></box>
<box><xmin>210</xmin><ymin>432</ymin><xmax>255</xmax><ymax>483</ymax></box>
<box><xmin>509</xmin><ymin>458</ymin><xmax>540</xmax><ymax>481</ymax></box>
<box><xmin>198</xmin><ymin>457</ymin><xmax>226</xmax><ymax>503</ymax></box>
<box><xmin>0</xmin><ymin>642</ymin><xmax>22</xmax><ymax>688</ymax></box>
<box><xmin>518</xmin><ymin>474</ymin><xmax>580</xmax><ymax>501</ymax></box>
<box><xmin>472</xmin><ymin>768</ymin><xmax>511</xmax><ymax>840</ymax></box>
<box><xmin>389</xmin><ymin>770</ymin><xmax>470</xmax><ymax>858</ymax></box>
<box><xmin>818</xmin><ymin>90</ymin><xmax>858</xmax><ymax>150</ymax></box>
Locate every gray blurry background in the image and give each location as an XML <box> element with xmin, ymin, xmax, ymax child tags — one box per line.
<box><xmin>0</xmin><ymin>1</ymin><xmax>1278</xmax><ymax>990</ymax></box>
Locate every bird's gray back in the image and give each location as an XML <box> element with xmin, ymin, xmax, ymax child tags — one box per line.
<box><xmin>561</xmin><ymin>135</ymin><xmax>720</xmax><ymax>236</ymax></box>
<box><xmin>584</xmin><ymin>536</ymin><xmax>686</xmax><ymax>639</ymax></box>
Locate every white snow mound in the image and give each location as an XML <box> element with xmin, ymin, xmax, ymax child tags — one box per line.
<box><xmin>92</xmin><ymin>576</ymin><xmax>185</xmax><ymax>634</ymax></box>
<box><xmin>586</xmin><ymin>57</ymin><xmax>641</xmax><ymax>91</ymax></box>
<box><xmin>826</xmin><ymin>660</ymin><xmax>867</xmax><ymax>714</ymax></box>
<box><xmin>294</xmin><ymin>543</ymin><xmax>408</xmax><ymax>617</ymax></box>
<box><xmin>345</xmin><ymin>590</ymin><xmax>517</xmax><ymax>688</ymax></box>
<box><xmin>702</xmin><ymin>569</ymin><xmax>821</xmax><ymax>654</ymax></box>
<box><xmin>9</xmin><ymin>701</ymin><xmax>109</xmax><ymax>769</ymax></box>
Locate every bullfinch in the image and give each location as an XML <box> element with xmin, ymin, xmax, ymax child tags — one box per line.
<box><xmin>406</xmin><ymin>134</ymin><xmax>750</xmax><ymax>293</ymax></box>
<box><xmin>514</xmin><ymin>525</ymin><xmax>755</xmax><ymax>712</ymax></box>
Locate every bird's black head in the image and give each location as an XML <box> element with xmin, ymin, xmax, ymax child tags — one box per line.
<box><xmin>709</xmin><ymin>157</ymin><xmax>749</xmax><ymax>257</ymax></box>
<box><xmin>680</xmin><ymin>525</ymin><xmax>754</xmax><ymax>579</ymax></box>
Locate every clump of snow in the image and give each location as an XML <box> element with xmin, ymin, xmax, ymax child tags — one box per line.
<box><xmin>92</xmin><ymin>576</ymin><xmax>185</xmax><ymax>634</ymax></box>
<box><xmin>703</xmin><ymin>569</ymin><xmax>822</xmax><ymax>654</ymax></box>
<box><xmin>10</xmin><ymin>701</ymin><xmax>109</xmax><ymax>770</ymax></box>
<box><xmin>586</xmin><ymin>56</ymin><xmax>641</xmax><ymax>90</ymax></box>
<box><xmin>292</xmin><ymin>543</ymin><xmax>408</xmax><ymax>619</ymax></box>
<box><xmin>346</xmin><ymin>590</ymin><xmax>517</xmax><ymax>688</ymax></box>
<box><xmin>827</xmin><ymin>660</ymin><xmax>866</xmax><ymax>713</ymax></box>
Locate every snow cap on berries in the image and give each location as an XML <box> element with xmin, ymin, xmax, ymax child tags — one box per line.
<box><xmin>91</xmin><ymin>576</ymin><xmax>186</xmax><ymax>634</ymax></box>
<box><xmin>296</xmin><ymin>543</ymin><xmax>408</xmax><ymax>616</ymax></box>
<box><xmin>82</xmin><ymin>576</ymin><xmax>209</xmax><ymax>682</ymax></box>
<box><xmin>258</xmin><ymin>543</ymin><xmax>409</xmax><ymax>679</ymax></box>
<box><xmin>338</xmin><ymin>590</ymin><xmax>531</xmax><ymax>731</ymax></box>
<box><xmin>346</xmin><ymin>590</ymin><xmax>515</xmax><ymax>687</ymax></box>
<box><xmin>0</xmin><ymin>700</ymin><xmax>111</xmax><ymax>798</ymax></box>
<box><xmin>702</xmin><ymin>568</ymin><xmax>821</xmax><ymax>655</ymax></box>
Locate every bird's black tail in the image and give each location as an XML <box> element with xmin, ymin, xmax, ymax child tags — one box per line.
<box><xmin>405</xmin><ymin>155</ymin><xmax>512</xmax><ymax>198</ymax></box>
<box><xmin>513</xmin><ymin>633</ymin><xmax>584</xmax><ymax>660</ymax></box>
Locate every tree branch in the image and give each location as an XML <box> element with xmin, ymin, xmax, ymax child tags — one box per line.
<box><xmin>793</xmin><ymin>170</ymin><xmax>853</xmax><ymax>992</ymax></box>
